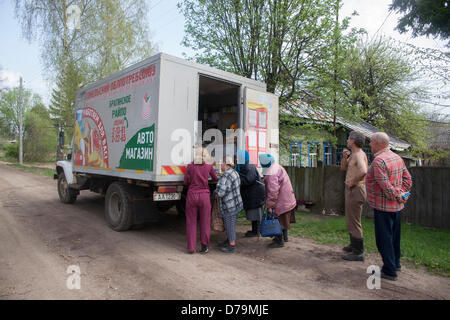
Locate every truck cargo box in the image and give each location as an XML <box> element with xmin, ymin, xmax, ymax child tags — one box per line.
<box><xmin>72</xmin><ymin>53</ymin><xmax>279</xmax><ymax>182</ymax></box>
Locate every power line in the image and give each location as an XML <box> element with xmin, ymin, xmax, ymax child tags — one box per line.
<box><xmin>153</xmin><ymin>15</ymin><xmax>183</xmax><ymax>33</ymax></box>
<box><xmin>151</xmin><ymin>4</ymin><xmax>179</xmax><ymax>24</ymax></box>
<box><xmin>150</xmin><ymin>0</ymin><xmax>164</xmax><ymax>10</ymax></box>
<box><xmin>370</xmin><ymin>10</ymin><xmax>393</xmax><ymax>42</ymax></box>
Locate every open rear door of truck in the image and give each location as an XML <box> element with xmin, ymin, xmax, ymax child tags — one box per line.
<box><xmin>243</xmin><ymin>88</ymin><xmax>279</xmax><ymax>167</ymax></box>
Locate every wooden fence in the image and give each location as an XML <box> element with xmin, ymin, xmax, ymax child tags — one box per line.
<box><xmin>284</xmin><ymin>166</ymin><xmax>450</xmax><ymax>230</ymax></box>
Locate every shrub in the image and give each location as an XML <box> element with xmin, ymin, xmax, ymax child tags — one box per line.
<box><xmin>4</xmin><ymin>141</ymin><xmax>18</xmax><ymax>159</ymax></box>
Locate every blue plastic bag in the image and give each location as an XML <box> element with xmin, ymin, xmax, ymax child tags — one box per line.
<box><xmin>260</xmin><ymin>210</ymin><xmax>282</xmax><ymax>237</ymax></box>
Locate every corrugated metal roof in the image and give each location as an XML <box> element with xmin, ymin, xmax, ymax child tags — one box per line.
<box><xmin>282</xmin><ymin>102</ymin><xmax>411</xmax><ymax>151</ymax></box>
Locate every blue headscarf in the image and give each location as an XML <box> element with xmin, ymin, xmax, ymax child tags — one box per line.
<box><xmin>236</xmin><ymin>149</ymin><xmax>249</xmax><ymax>172</ymax></box>
<box><xmin>258</xmin><ymin>153</ymin><xmax>275</xmax><ymax>168</ymax></box>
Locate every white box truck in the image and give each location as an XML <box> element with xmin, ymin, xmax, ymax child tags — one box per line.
<box><xmin>55</xmin><ymin>53</ymin><xmax>279</xmax><ymax>231</ymax></box>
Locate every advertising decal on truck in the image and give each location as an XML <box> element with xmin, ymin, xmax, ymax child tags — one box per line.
<box><xmin>74</xmin><ymin>107</ymin><xmax>109</xmax><ymax>168</ymax></box>
<box><xmin>74</xmin><ymin>62</ymin><xmax>159</xmax><ymax>173</ymax></box>
<box><xmin>245</xmin><ymin>90</ymin><xmax>271</xmax><ymax>166</ymax></box>
<box><xmin>118</xmin><ymin>125</ymin><xmax>155</xmax><ymax>171</ymax></box>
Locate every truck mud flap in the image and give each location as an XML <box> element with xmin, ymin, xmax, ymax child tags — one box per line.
<box><xmin>130</xmin><ymin>195</ymin><xmax>161</xmax><ymax>224</ymax></box>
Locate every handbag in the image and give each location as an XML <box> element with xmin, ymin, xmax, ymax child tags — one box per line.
<box><xmin>260</xmin><ymin>209</ymin><xmax>282</xmax><ymax>237</ymax></box>
<box><xmin>211</xmin><ymin>197</ymin><xmax>224</xmax><ymax>232</ymax></box>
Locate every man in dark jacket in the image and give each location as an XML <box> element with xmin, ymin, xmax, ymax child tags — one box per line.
<box><xmin>236</xmin><ymin>150</ymin><xmax>266</xmax><ymax>237</ymax></box>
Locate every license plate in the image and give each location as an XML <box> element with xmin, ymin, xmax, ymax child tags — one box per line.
<box><xmin>153</xmin><ymin>192</ymin><xmax>181</xmax><ymax>201</ymax></box>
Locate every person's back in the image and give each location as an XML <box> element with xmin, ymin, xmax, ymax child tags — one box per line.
<box><xmin>183</xmin><ymin>147</ymin><xmax>218</xmax><ymax>254</ymax></box>
<box><xmin>366</xmin><ymin>132</ymin><xmax>412</xmax><ymax>281</ymax></box>
<box><xmin>239</xmin><ymin>162</ymin><xmax>265</xmax><ymax>209</ymax></box>
<box><xmin>259</xmin><ymin>154</ymin><xmax>296</xmax><ymax>248</ymax></box>
<box><xmin>366</xmin><ymin>148</ymin><xmax>410</xmax><ymax>212</ymax></box>
<box><xmin>264</xmin><ymin>163</ymin><xmax>296</xmax><ymax>215</ymax></box>
<box><xmin>216</xmin><ymin>167</ymin><xmax>243</xmax><ymax>216</ymax></box>
<box><xmin>184</xmin><ymin>162</ymin><xmax>215</xmax><ymax>193</ymax></box>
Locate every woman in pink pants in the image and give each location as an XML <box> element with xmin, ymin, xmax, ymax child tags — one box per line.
<box><xmin>183</xmin><ymin>148</ymin><xmax>218</xmax><ymax>254</ymax></box>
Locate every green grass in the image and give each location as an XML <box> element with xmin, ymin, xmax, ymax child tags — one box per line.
<box><xmin>6</xmin><ymin>163</ymin><xmax>55</xmax><ymax>178</ymax></box>
<box><xmin>238</xmin><ymin>211</ymin><xmax>450</xmax><ymax>276</ymax></box>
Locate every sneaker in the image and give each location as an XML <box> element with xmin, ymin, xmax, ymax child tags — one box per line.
<box><xmin>381</xmin><ymin>271</ymin><xmax>398</xmax><ymax>281</ymax></box>
<box><xmin>198</xmin><ymin>244</ymin><xmax>209</xmax><ymax>254</ymax></box>
<box><xmin>221</xmin><ymin>246</ymin><xmax>236</xmax><ymax>253</ymax></box>
<box><xmin>216</xmin><ymin>239</ymin><xmax>228</xmax><ymax>247</ymax></box>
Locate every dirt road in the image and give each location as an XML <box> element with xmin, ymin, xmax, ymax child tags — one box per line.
<box><xmin>0</xmin><ymin>163</ymin><xmax>448</xmax><ymax>300</ymax></box>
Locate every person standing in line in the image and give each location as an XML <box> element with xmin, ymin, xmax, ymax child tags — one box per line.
<box><xmin>215</xmin><ymin>156</ymin><xmax>243</xmax><ymax>253</ymax></box>
<box><xmin>184</xmin><ymin>147</ymin><xmax>218</xmax><ymax>254</ymax></box>
<box><xmin>366</xmin><ymin>132</ymin><xmax>412</xmax><ymax>281</ymax></box>
<box><xmin>340</xmin><ymin>131</ymin><xmax>369</xmax><ymax>261</ymax></box>
<box><xmin>258</xmin><ymin>153</ymin><xmax>297</xmax><ymax>248</ymax></box>
<box><xmin>236</xmin><ymin>149</ymin><xmax>265</xmax><ymax>237</ymax></box>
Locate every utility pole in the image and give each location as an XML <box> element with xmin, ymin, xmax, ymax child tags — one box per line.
<box><xmin>19</xmin><ymin>76</ymin><xmax>23</xmax><ymax>165</ymax></box>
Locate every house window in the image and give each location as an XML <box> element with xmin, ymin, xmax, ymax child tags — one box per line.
<box><xmin>323</xmin><ymin>142</ymin><xmax>333</xmax><ymax>166</ymax></box>
<box><xmin>308</xmin><ymin>142</ymin><xmax>320</xmax><ymax>167</ymax></box>
<box><xmin>289</xmin><ymin>141</ymin><xmax>302</xmax><ymax>167</ymax></box>
<box><xmin>335</xmin><ymin>146</ymin><xmax>345</xmax><ymax>165</ymax></box>
<box><xmin>363</xmin><ymin>146</ymin><xmax>374</xmax><ymax>164</ymax></box>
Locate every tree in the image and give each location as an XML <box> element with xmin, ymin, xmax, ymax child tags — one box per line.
<box><xmin>179</xmin><ymin>0</ymin><xmax>352</xmax><ymax>104</ymax></box>
<box><xmin>345</xmin><ymin>36</ymin><xmax>429</xmax><ymax>146</ymax></box>
<box><xmin>389</xmin><ymin>0</ymin><xmax>450</xmax><ymax>46</ymax></box>
<box><xmin>49</xmin><ymin>57</ymin><xmax>84</xmax><ymax>139</ymax></box>
<box><xmin>14</xmin><ymin>0</ymin><xmax>156</xmax><ymax>139</ymax></box>
<box><xmin>180</xmin><ymin>0</ymin><xmax>363</xmax><ymax>154</ymax></box>
<box><xmin>0</xmin><ymin>87</ymin><xmax>36</xmax><ymax>139</ymax></box>
<box><xmin>0</xmin><ymin>65</ymin><xmax>6</xmax><ymax>93</ymax></box>
<box><xmin>0</xmin><ymin>87</ymin><xmax>59</xmax><ymax>161</ymax></box>
<box><xmin>24</xmin><ymin>103</ymin><xmax>58</xmax><ymax>162</ymax></box>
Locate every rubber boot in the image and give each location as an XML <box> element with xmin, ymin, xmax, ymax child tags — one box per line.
<box><xmin>342</xmin><ymin>234</ymin><xmax>353</xmax><ymax>252</ymax></box>
<box><xmin>269</xmin><ymin>234</ymin><xmax>284</xmax><ymax>248</ymax></box>
<box><xmin>282</xmin><ymin>229</ymin><xmax>288</xmax><ymax>242</ymax></box>
<box><xmin>245</xmin><ymin>221</ymin><xmax>258</xmax><ymax>237</ymax></box>
<box><xmin>342</xmin><ymin>237</ymin><xmax>364</xmax><ymax>261</ymax></box>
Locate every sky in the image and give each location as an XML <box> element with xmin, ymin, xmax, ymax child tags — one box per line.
<box><xmin>0</xmin><ymin>0</ymin><xmax>448</xmax><ymax>116</ymax></box>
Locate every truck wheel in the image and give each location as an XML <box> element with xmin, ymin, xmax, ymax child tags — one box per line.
<box><xmin>57</xmin><ymin>172</ymin><xmax>78</xmax><ymax>204</ymax></box>
<box><xmin>105</xmin><ymin>182</ymin><xmax>134</xmax><ymax>231</ymax></box>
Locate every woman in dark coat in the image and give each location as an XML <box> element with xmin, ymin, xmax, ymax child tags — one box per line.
<box><xmin>236</xmin><ymin>149</ymin><xmax>265</xmax><ymax>237</ymax></box>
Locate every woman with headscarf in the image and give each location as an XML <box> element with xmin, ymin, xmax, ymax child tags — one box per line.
<box><xmin>236</xmin><ymin>149</ymin><xmax>265</xmax><ymax>237</ymax></box>
<box><xmin>258</xmin><ymin>153</ymin><xmax>297</xmax><ymax>248</ymax></box>
<box><xmin>214</xmin><ymin>156</ymin><xmax>243</xmax><ymax>253</ymax></box>
<box><xmin>183</xmin><ymin>147</ymin><xmax>218</xmax><ymax>254</ymax></box>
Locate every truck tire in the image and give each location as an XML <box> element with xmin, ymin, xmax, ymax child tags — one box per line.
<box><xmin>57</xmin><ymin>172</ymin><xmax>78</xmax><ymax>204</ymax></box>
<box><xmin>105</xmin><ymin>182</ymin><xmax>134</xmax><ymax>231</ymax></box>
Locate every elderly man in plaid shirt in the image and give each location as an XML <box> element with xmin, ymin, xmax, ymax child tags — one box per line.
<box><xmin>366</xmin><ymin>132</ymin><xmax>412</xmax><ymax>281</ymax></box>
<box><xmin>215</xmin><ymin>156</ymin><xmax>243</xmax><ymax>253</ymax></box>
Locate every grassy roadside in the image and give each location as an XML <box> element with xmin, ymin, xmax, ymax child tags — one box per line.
<box><xmin>6</xmin><ymin>163</ymin><xmax>55</xmax><ymax>178</ymax></box>
<box><xmin>238</xmin><ymin>211</ymin><xmax>450</xmax><ymax>277</ymax></box>
<box><xmin>0</xmin><ymin>157</ymin><xmax>55</xmax><ymax>178</ymax></box>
